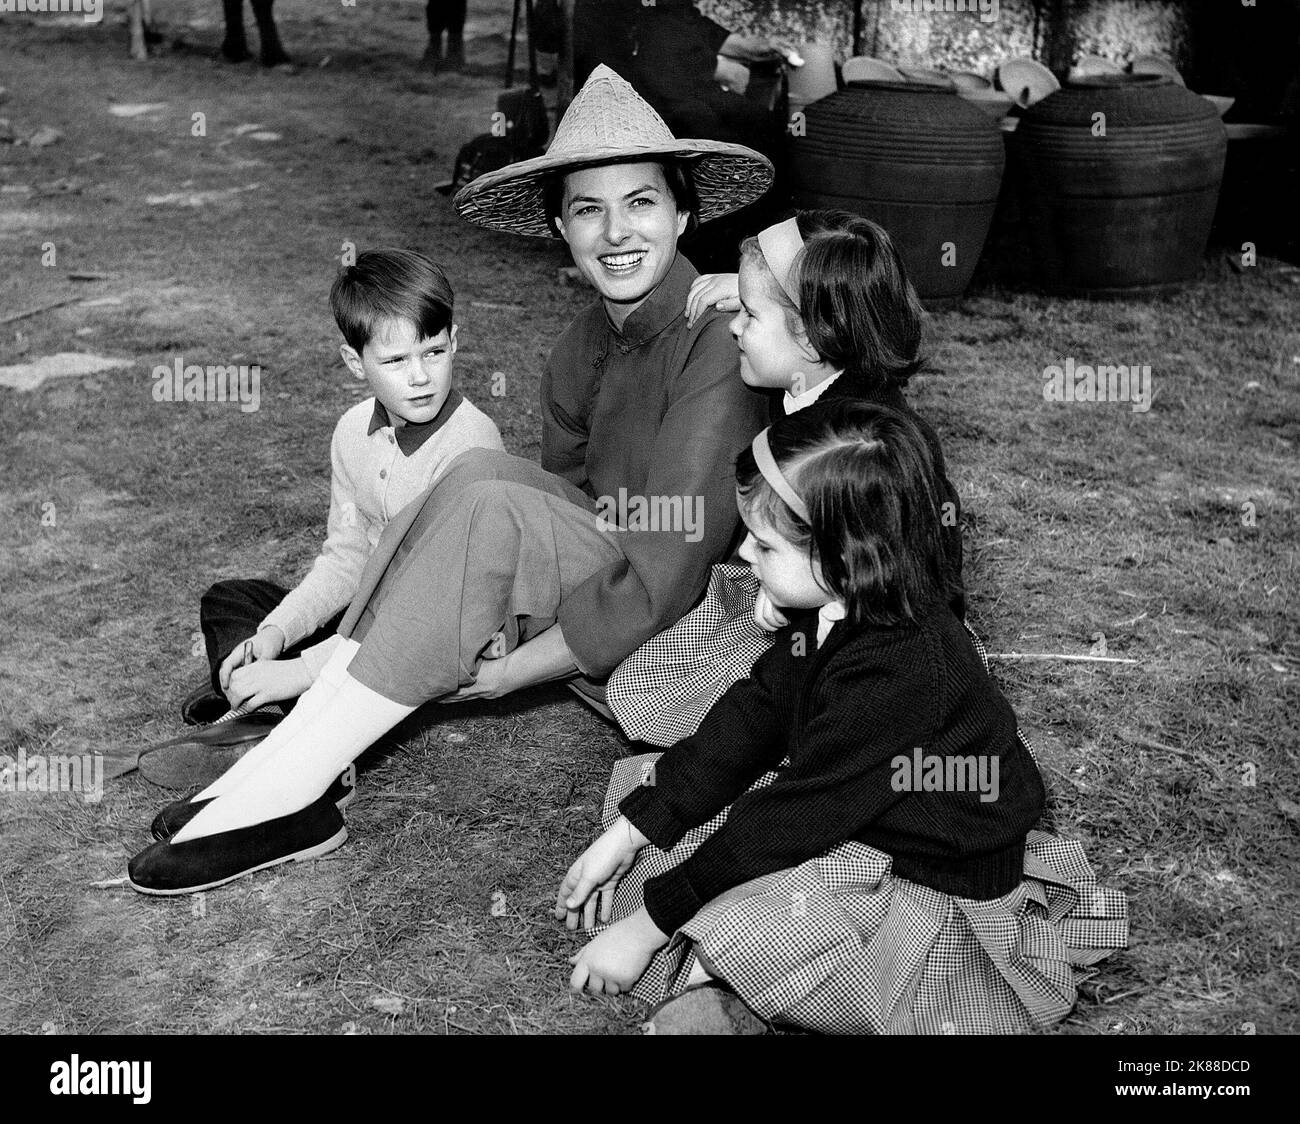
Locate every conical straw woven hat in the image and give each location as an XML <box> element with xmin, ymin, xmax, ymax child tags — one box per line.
<box><xmin>454</xmin><ymin>65</ymin><xmax>774</xmax><ymax>238</ymax></box>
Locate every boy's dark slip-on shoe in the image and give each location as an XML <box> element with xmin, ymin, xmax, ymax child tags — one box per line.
<box><xmin>150</xmin><ymin>771</ymin><xmax>357</xmax><ymax>841</ymax></box>
<box><xmin>128</xmin><ymin>794</ymin><xmax>347</xmax><ymax>896</ymax></box>
<box><xmin>138</xmin><ymin>706</ymin><xmax>289</xmax><ymax>791</ymax></box>
<box><xmin>180</xmin><ymin>680</ymin><xmax>229</xmax><ymax>726</ymax></box>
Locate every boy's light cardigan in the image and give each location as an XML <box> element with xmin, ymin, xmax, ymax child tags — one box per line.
<box><xmin>260</xmin><ymin>390</ymin><xmax>503</xmax><ymax>653</ymax></box>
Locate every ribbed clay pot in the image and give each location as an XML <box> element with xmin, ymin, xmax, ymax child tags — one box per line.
<box><xmin>1009</xmin><ymin>74</ymin><xmax>1227</xmax><ymax>297</ymax></box>
<box><xmin>790</xmin><ymin>80</ymin><xmax>1006</xmax><ymax>304</ymax></box>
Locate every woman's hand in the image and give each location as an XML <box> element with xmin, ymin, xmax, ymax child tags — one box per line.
<box><xmin>225</xmin><ymin>656</ymin><xmax>311</xmax><ymax>711</ymax></box>
<box><xmin>568</xmin><ymin>907</ymin><xmax>669</xmax><ymax>996</ymax></box>
<box><xmin>442</xmin><ymin>624</ymin><xmax>577</xmax><ymax>704</ymax></box>
<box><xmin>440</xmin><ymin>651</ymin><xmax>513</xmax><ymax>704</ymax></box>
<box><xmin>217</xmin><ymin>625</ymin><xmax>286</xmax><ymax>693</ymax></box>
<box><xmin>555</xmin><ymin>816</ymin><xmax>649</xmax><ymax>930</ymax></box>
<box><xmin>686</xmin><ymin>273</ymin><xmax>740</xmax><ymax>327</ymax></box>
<box><xmin>753</xmin><ymin>587</ymin><xmax>790</xmax><ymax>632</ymax></box>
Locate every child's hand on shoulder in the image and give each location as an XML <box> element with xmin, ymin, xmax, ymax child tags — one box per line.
<box><xmin>555</xmin><ymin>815</ymin><xmax>649</xmax><ymax>930</ymax></box>
<box><xmin>753</xmin><ymin>588</ymin><xmax>790</xmax><ymax>632</ymax></box>
<box><xmin>568</xmin><ymin>907</ymin><xmax>668</xmax><ymax>996</ymax></box>
<box><xmin>686</xmin><ymin>273</ymin><xmax>740</xmax><ymax>327</ymax></box>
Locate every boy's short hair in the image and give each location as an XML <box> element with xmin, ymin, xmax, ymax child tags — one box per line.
<box><xmin>330</xmin><ymin>248</ymin><xmax>454</xmax><ymax>354</ymax></box>
<box><xmin>542</xmin><ymin>157</ymin><xmax>700</xmax><ymax>238</ymax></box>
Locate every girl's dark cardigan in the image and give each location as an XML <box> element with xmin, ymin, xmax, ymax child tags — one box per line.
<box><xmin>620</xmin><ymin>600</ymin><xmax>1046</xmax><ymax>936</ymax></box>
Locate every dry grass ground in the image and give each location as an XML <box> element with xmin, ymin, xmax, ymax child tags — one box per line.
<box><xmin>1</xmin><ymin>0</ymin><xmax>1297</xmax><ymax>1036</ymax></box>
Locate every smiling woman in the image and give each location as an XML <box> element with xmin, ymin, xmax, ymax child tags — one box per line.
<box><xmin>552</xmin><ymin>162</ymin><xmax>692</xmax><ymax>329</ymax></box>
<box><xmin>126</xmin><ymin>65</ymin><xmax>776</xmax><ymax>896</ymax></box>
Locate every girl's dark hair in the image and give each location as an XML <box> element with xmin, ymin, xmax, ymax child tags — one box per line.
<box><xmin>330</xmin><ymin>248</ymin><xmax>454</xmax><ymax>355</ymax></box>
<box><xmin>736</xmin><ymin>401</ymin><xmax>955</xmax><ymax>628</ymax></box>
<box><xmin>542</xmin><ymin>157</ymin><xmax>700</xmax><ymax>238</ymax></box>
<box><xmin>739</xmin><ymin>209</ymin><xmax>926</xmax><ymax>392</ymax></box>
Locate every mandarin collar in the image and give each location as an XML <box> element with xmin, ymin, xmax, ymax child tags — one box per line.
<box><xmin>367</xmin><ymin>387</ymin><xmax>463</xmax><ymax>456</ymax></box>
<box><xmin>605</xmin><ymin>252</ymin><xmax>699</xmax><ymax>350</ymax></box>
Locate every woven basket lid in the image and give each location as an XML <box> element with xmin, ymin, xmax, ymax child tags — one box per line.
<box><xmin>454</xmin><ymin>65</ymin><xmax>774</xmax><ymax>238</ymax></box>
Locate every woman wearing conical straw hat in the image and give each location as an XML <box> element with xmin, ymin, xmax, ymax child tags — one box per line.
<box><xmin>128</xmin><ymin>66</ymin><xmax>774</xmax><ymax>894</ymax></box>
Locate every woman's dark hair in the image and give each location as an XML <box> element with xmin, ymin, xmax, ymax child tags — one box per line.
<box><xmin>542</xmin><ymin>157</ymin><xmax>700</xmax><ymax>238</ymax></box>
<box><xmin>735</xmin><ymin>400</ymin><xmax>955</xmax><ymax>628</ymax></box>
<box><xmin>739</xmin><ymin>209</ymin><xmax>926</xmax><ymax>392</ymax></box>
<box><xmin>330</xmin><ymin>248</ymin><xmax>454</xmax><ymax>355</ymax></box>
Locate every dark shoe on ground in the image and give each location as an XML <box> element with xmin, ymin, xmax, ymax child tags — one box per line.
<box><xmin>260</xmin><ymin>41</ymin><xmax>291</xmax><ymax>68</ymax></box>
<box><xmin>128</xmin><ymin>792</ymin><xmax>347</xmax><ymax>895</ymax></box>
<box><xmin>181</xmin><ymin>679</ymin><xmax>229</xmax><ymax>726</ymax></box>
<box><xmin>141</xmin><ymin>707</ymin><xmax>286</xmax><ymax>790</ymax></box>
<box><xmin>647</xmin><ymin>983</ymin><xmax>769</xmax><ymax>1035</ymax></box>
<box><xmin>220</xmin><ymin>37</ymin><xmax>253</xmax><ymax>63</ymax></box>
<box><xmin>151</xmin><ymin>769</ymin><xmax>357</xmax><ymax>841</ymax></box>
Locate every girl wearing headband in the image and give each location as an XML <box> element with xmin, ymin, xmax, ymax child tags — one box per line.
<box><xmin>558</xmin><ymin>401</ymin><xmax>1126</xmax><ymax>1034</ymax></box>
<box><xmin>608</xmin><ymin>209</ymin><xmax>965</xmax><ymax>747</ymax></box>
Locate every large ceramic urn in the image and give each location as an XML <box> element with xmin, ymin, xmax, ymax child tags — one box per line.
<box><xmin>1009</xmin><ymin>74</ymin><xmax>1227</xmax><ymax>296</ymax></box>
<box><xmin>790</xmin><ymin>80</ymin><xmax>1006</xmax><ymax>304</ymax></box>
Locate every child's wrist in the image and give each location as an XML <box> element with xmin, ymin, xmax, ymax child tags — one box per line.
<box><xmin>619</xmin><ymin>815</ymin><xmax>650</xmax><ymax>852</ymax></box>
<box><xmin>629</xmin><ymin>905</ymin><xmax>669</xmax><ymax>945</ymax></box>
<box><xmin>285</xmin><ymin>657</ymin><xmax>313</xmax><ymax>696</ymax></box>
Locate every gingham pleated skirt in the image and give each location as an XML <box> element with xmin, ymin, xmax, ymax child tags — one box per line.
<box><xmin>593</xmin><ymin>754</ymin><xmax>1128</xmax><ymax>1035</ymax></box>
<box><xmin>607</xmin><ymin>563</ymin><xmax>772</xmax><ymax>747</ymax></box>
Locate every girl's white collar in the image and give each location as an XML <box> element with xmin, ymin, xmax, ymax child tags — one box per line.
<box><xmin>784</xmin><ymin>370</ymin><xmax>842</xmax><ymax>414</ymax></box>
<box><xmin>816</xmin><ymin>600</ymin><xmax>848</xmax><ymax>648</ymax></box>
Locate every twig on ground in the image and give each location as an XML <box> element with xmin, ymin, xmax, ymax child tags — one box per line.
<box><xmin>1117</xmin><ymin>731</ymin><xmax>1196</xmax><ymax>758</ymax></box>
<box><xmin>988</xmin><ymin>652</ymin><xmax>1140</xmax><ymax>665</ymax></box>
<box><xmin>0</xmin><ymin>296</ymin><xmax>83</xmax><ymax>325</ymax></box>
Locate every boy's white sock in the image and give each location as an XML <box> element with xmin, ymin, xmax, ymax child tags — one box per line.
<box><xmin>192</xmin><ymin>638</ymin><xmax>360</xmax><ymax>802</ymax></box>
<box><xmin>172</xmin><ymin>667</ymin><xmax>415</xmax><ymax>843</ymax></box>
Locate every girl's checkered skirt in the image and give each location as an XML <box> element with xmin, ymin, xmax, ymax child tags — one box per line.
<box><xmin>607</xmin><ymin>563</ymin><xmax>770</xmax><ymax>747</ymax></box>
<box><xmin>594</xmin><ymin>754</ymin><xmax>1128</xmax><ymax>1034</ymax></box>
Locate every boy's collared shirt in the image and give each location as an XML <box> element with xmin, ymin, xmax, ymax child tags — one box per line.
<box><xmin>368</xmin><ymin>387</ymin><xmax>464</xmax><ymax>456</ymax></box>
<box><xmin>260</xmin><ymin>388</ymin><xmax>503</xmax><ymax>650</ymax></box>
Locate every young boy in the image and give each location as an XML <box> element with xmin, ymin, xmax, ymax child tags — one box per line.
<box><xmin>182</xmin><ymin>248</ymin><xmax>503</xmax><ymax>724</ymax></box>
